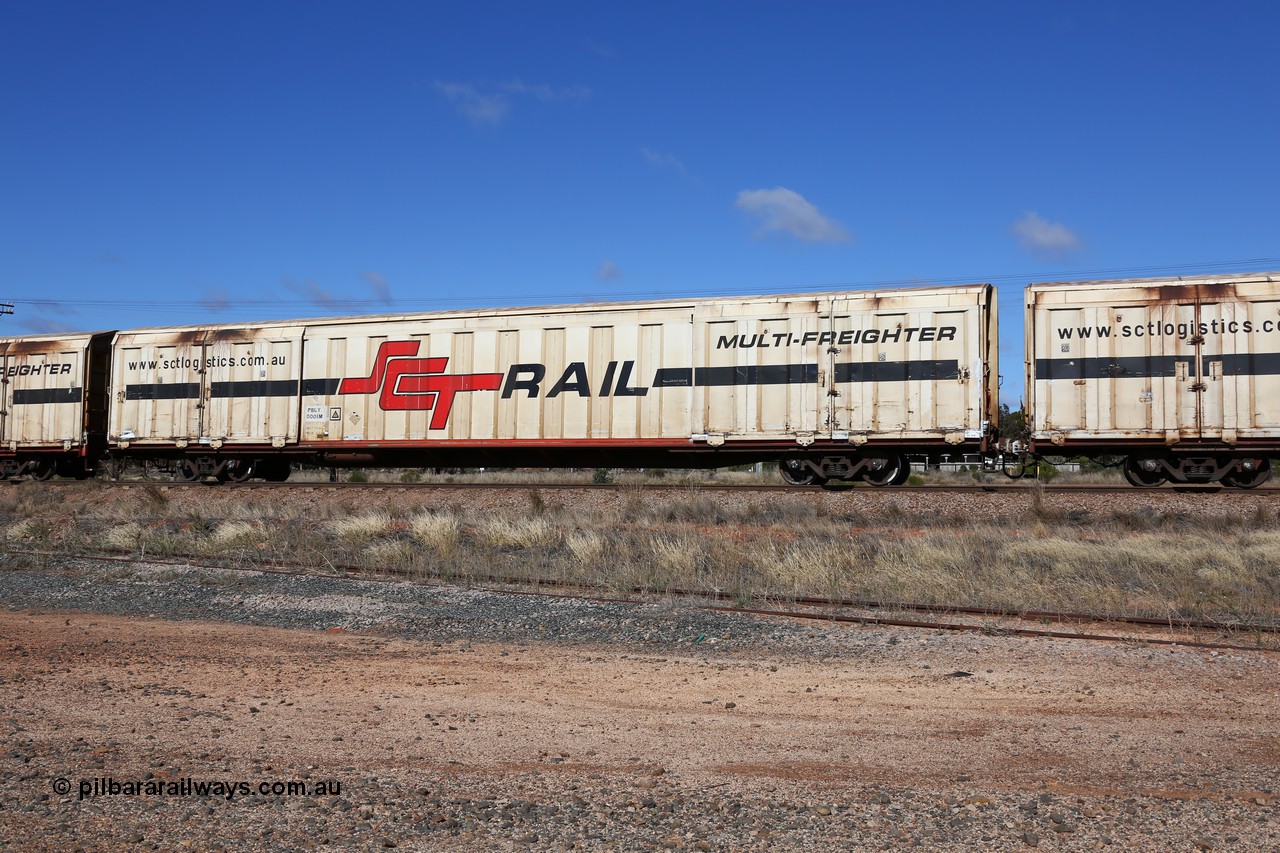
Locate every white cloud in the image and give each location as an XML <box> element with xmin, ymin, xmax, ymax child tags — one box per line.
<box><xmin>433</xmin><ymin>81</ymin><xmax>510</xmax><ymax>126</ymax></box>
<box><xmin>587</xmin><ymin>39</ymin><xmax>616</xmax><ymax>58</ymax></box>
<box><xmin>434</xmin><ymin>79</ymin><xmax>590</xmax><ymax>126</ymax></box>
<box><xmin>735</xmin><ymin>188</ymin><xmax>852</xmax><ymax>244</ymax></box>
<box><xmin>1011</xmin><ymin>211</ymin><xmax>1081</xmax><ymax>255</ymax></box>
<box><xmin>641</xmin><ymin>147</ymin><xmax>687</xmax><ymax>176</ymax></box>
<box><xmin>595</xmin><ymin>260</ymin><xmax>622</xmax><ymax>282</ymax></box>
<box><xmin>502</xmin><ymin>79</ymin><xmax>591</xmax><ymax>104</ymax></box>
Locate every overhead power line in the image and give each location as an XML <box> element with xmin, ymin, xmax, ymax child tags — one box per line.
<box><xmin>3</xmin><ymin>258</ymin><xmax>1278</xmax><ymax>315</ymax></box>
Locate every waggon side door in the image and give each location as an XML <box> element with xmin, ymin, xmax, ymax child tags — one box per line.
<box><xmin>1160</xmin><ymin>300</ymin><xmax>1208</xmax><ymax>441</ymax></box>
<box><xmin>202</xmin><ymin>331</ymin><xmax>303</xmax><ymax>447</ymax></box>
<box><xmin>828</xmin><ymin>292</ymin><xmax>978</xmax><ymax>440</ymax></box>
<box><xmin>692</xmin><ymin>299</ymin><xmax>823</xmax><ymax>440</ymax></box>
<box><xmin>111</xmin><ymin>333</ymin><xmax>206</xmax><ymax>447</ymax></box>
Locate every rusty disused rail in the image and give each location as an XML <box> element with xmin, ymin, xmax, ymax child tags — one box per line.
<box><xmin>27</xmin><ymin>479</ymin><xmax>1279</xmax><ymax>495</ymax></box>
<box><xmin>6</xmin><ymin>548</ymin><xmax>1278</xmax><ymax>654</ymax></box>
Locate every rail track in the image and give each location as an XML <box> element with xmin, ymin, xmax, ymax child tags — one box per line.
<box><xmin>11</xmin><ymin>547</ymin><xmax>1279</xmax><ymax>655</ymax></box>
<box><xmin>24</xmin><ymin>478</ymin><xmax>1280</xmax><ymax>496</ymax></box>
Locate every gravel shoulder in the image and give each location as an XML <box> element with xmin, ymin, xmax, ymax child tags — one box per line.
<box><xmin>2</xmin><ymin>559</ymin><xmax>1279</xmax><ymax>851</ymax></box>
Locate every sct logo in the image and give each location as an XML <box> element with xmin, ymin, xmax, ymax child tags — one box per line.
<box><xmin>338</xmin><ymin>341</ymin><xmax>502</xmax><ymax>428</ymax></box>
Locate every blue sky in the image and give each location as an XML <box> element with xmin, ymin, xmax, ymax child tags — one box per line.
<box><xmin>3</xmin><ymin>1</ymin><xmax>1278</xmax><ymax>403</ymax></box>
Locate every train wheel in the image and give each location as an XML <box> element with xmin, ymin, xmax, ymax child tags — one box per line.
<box><xmin>778</xmin><ymin>459</ymin><xmax>824</xmax><ymax>486</ymax></box>
<box><xmin>1123</xmin><ymin>456</ymin><xmax>1167</xmax><ymax>488</ymax></box>
<box><xmin>1224</xmin><ymin>458</ymin><xmax>1270</xmax><ymax>489</ymax></box>
<box><xmin>29</xmin><ymin>459</ymin><xmax>56</xmax><ymax>481</ymax></box>
<box><xmin>862</xmin><ymin>454</ymin><xmax>907</xmax><ymax>488</ymax></box>
<box><xmin>221</xmin><ymin>459</ymin><xmax>256</xmax><ymax>483</ymax></box>
<box><xmin>174</xmin><ymin>460</ymin><xmax>201</xmax><ymax>482</ymax></box>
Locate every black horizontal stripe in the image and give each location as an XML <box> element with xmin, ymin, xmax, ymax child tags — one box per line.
<box><xmin>1036</xmin><ymin>353</ymin><xmax>1280</xmax><ymax>380</ymax></box>
<box><xmin>695</xmin><ymin>364</ymin><xmax>820</xmax><ymax>386</ymax></box>
<box><xmin>833</xmin><ymin>360</ymin><xmax>960</xmax><ymax>383</ymax></box>
<box><xmin>303</xmin><ymin>378</ymin><xmax>342</xmax><ymax>396</ymax></box>
<box><xmin>210</xmin><ymin>380</ymin><xmax>298</xmax><ymax>398</ymax></box>
<box><xmin>655</xmin><ymin>359</ymin><xmax>959</xmax><ymax>388</ymax></box>
<box><xmin>13</xmin><ymin>387</ymin><xmax>82</xmax><ymax>405</ymax></box>
<box><xmin>1219</xmin><ymin>353</ymin><xmax>1280</xmax><ymax>376</ymax></box>
<box><xmin>1035</xmin><ymin>356</ymin><xmax>1182</xmax><ymax>380</ymax></box>
<box><xmin>125</xmin><ymin>379</ymin><xmax>331</xmax><ymax>400</ymax></box>
<box><xmin>652</xmin><ymin>368</ymin><xmax>693</xmax><ymax>387</ymax></box>
<box><xmin>125</xmin><ymin>383</ymin><xmax>201</xmax><ymax>401</ymax></box>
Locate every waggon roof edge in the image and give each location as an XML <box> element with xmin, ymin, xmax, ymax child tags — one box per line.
<box><xmin>105</xmin><ymin>282</ymin><xmax>995</xmax><ymax>337</ymax></box>
<box><xmin>1026</xmin><ymin>270</ymin><xmax>1280</xmax><ymax>293</ymax></box>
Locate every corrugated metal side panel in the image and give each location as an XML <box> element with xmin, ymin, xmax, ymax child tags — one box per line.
<box><xmin>111</xmin><ymin>332</ymin><xmax>207</xmax><ymax>444</ymax></box>
<box><xmin>111</xmin><ymin>327</ymin><xmax>305</xmax><ymax>447</ymax></box>
<box><xmin>302</xmin><ymin>307</ymin><xmax>699</xmax><ymax>442</ymax></box>
<box><xmin>828</xmin><ymin>289</ymin><xmax>988</xmax><ymax>438</ymax></box>
<box><xmin>295</xmin><ymin>287</ymin><xmax>994</xmax><ymax>445</ymax></box>
<box><xmin>1027</xmin><ymin>275</ymin><xmax>1280</xmax><ymax>443</ymax></box>
<box><xmin>2</xmin><ymin>337</ymin><xmax>93</xmax><ymax>449</ymax></box>
<box><xmin>203</xmin><ymin>332</ymin><xmax>303</xmax><ymax>444</ymax></box>
<box><xmin>1227</xmin><ymin>293</ymin><xmax>1280</xmax><ymax>430</ymax></box>
<box><xmin>692</xmin><ymin>298</ymin><xmax>821</xmax><ymax>437</ymax></box>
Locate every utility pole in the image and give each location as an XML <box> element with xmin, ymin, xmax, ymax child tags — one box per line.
<box><xmin>0</xmin><ymin>303</ymin><xmax>12</xmax><ymax>317</ymax></box>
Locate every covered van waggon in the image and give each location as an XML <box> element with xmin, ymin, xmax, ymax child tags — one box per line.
<box><xmin>0</xmin><ymin>331</ymin><xmax>111</xmax><ymax>479</ymax></box>
<box><xmin>1026</xmin><ymin>271</ymin><xmax>1280</xmax><ymax>487</ymax></box>
<box><xmin>106</xmin><ymin>285</ymin><xmax>998</xmax><ymax>485</ymax></box>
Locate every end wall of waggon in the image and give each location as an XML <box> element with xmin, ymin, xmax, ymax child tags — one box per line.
<box><xmin>1026</xmin><ymin>271</ymin><xmax>1280</xmax><ymax>451</ymax></box>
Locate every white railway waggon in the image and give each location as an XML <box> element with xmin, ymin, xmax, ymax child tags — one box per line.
<box><xmin>0</xmin><ymin>332</ymin><xmax>111</xmax><ymax>480</ymax></box>
<box><xmin>1027</xmin><ymin>272</ymin><xmax>1280</xmax><ymax>487</ymax></box>
<box><xmin>98</xmin><ymin>285</ymin><xmax>999</xmax><ymax>484</ymax></box>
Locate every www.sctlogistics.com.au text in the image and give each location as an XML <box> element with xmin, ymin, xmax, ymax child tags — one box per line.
<box><xmin>67</xmin><ymin>776</ymin><xmax>341</xmax><ymax>801</ymax></box>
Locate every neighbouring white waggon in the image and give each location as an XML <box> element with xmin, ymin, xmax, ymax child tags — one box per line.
<box><xmin>1026</xmin><ymin>271</ymin><xmax>1280</xmax><ymax>487</ymax></box>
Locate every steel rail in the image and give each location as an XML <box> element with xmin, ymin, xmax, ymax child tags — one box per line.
<box><xmin>23</xmin><ymin>479</ymin><xmax>1280</xmax><ymax>495</ymax></box>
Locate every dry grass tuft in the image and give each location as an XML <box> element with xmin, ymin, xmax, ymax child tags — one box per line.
<box><xmin>4</xmin><ymin>519</ymin><xmax>48</xmax><ymax>543</ymax></box>
<box><xmin>10</xmin><ymin>478</ymin><xmax>1280</xmax><ymax>630</ymax></box>
<box><xmin>104</xmin><ymin>523</ymin><xmax>145</xmax><ymax>552</ymax></box>
<box><xmin>650</xmin><ymin>536</ymin><xmax>698</xmax><ymax>576</ymax></box>
<box><xmin>363</xmin><ymin>541</ymin><xmax>415</xmax><ymax>571</ymax></box>
<box><xmin>476</xmin><ymin>517</ymin><xmax>558</xmax><ymax>549</ymax></box>
<box><xmin>210</xmin><ymin>521</ymin><xmax>263</xmax><ymax>547</ymax></box>
<box><xmin>565</xmin><ymin>530</ymin><xmax>606</xmax><ymax>565</ymax></box>
<box><xmin>330</xmin><ymin>512</ymin><xmax>395</xmax><ymax>542</ymax></box>
<box><xmin>410</xmin><ymin>511</ymin><xmax>462</xmax><ymax>555</ymax></box>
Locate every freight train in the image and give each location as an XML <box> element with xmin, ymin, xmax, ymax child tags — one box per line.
<box><xmin>1</xmin><ymin>271</ymin><xmax>1277</xmax><ymax>488</ymax></box>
